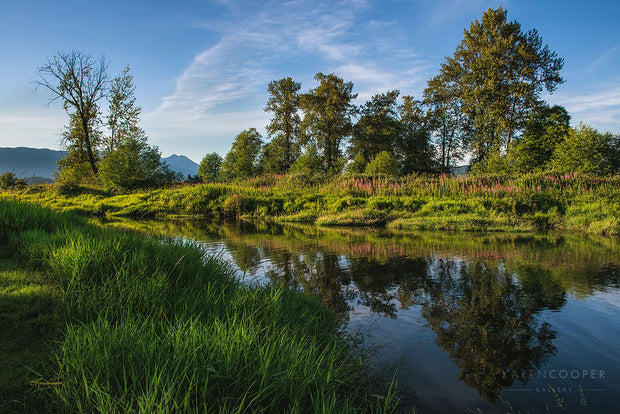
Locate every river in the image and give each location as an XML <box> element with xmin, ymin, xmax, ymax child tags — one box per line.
<box><xmin>112</xmin><ymin>219</ymin><xmax>620</xmax><ymax>413</ymax></box>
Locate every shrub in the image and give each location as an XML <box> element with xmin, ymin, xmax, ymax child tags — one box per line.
<box><xmin>365</xmin><ymin>151</ymin><xmax>400</xmax><ymax>176</ymax></box>
<box><xmin>0</xmin><ymin>171</ymin><xmax>27</xmax><ymax>189</ymax></box>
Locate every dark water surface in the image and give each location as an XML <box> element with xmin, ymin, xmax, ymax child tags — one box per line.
<box><xmin>116</xmin><ymin>219</ymin><xmax>620</xmax><ymax>413</ymax></box>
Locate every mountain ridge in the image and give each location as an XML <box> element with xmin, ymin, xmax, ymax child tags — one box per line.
<box><xmin>0</xmin><ymin>147</ymin><xmax>199</xmax><ymax>180</ymax></box>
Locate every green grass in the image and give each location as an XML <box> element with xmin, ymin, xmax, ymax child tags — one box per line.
<box><xmin>0</xmin><ymin>259</ymin><xmax>61</xmax><ymax>413</ymax></box>
<box><xmin>0</xmin><ymin>199</ymin><xmax>400</xmax><ymax>413</ymax></box>
<box><xmin>3</xmin><ymin>171</ymin><xmax>619</xmax><ymax>236</ymax></box>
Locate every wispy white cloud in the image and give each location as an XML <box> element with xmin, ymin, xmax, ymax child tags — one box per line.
<box><xmin>334</xmin><ymin>63</ymin><xmax>425</xmax><ymax>101</ymax></box>
<box><xmin>547</xmin><ymin>82</ymin><xmax>620</xmax><ymax>132</ymax></box>
<box><xmin>554</xmin><ymin>88</ymin><xmax>620</xmax><ymax>113</ymax></box>
<box><xmin>147</xmin><ymin>0</ymin><xmax>429</xmax><ymax>159</ymax></box>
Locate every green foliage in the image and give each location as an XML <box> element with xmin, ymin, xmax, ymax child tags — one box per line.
<box><xmin>98</xmin><ymin>136</ymin><xmax>177</xmax><ymax>190</ymax></box>
<box><xmin>106</xmin><ymin>66</ymin><xmax>142</xmax><ymax>152</ymax></box>
<box><xmin>346</xmin><ymin>152</ymin><xmax>367</xmax><ymax>174</ymax></box>
<box><xmin>54</xmin><ymin>146</ymin><xmax>99</xmax><ymax>189</ymax></box>
<box><xmin>0</xmin><ymin>200</ymin><xmax>398</xmax><ymax>413</ymax></box>
<box><xmin>350</xmin><ymin>90</ymin><xmax>401</xmax><ymax>163</ymax></box>
<box><xmin>197</xmin><ymin>152</ymin><xmax>222</xmax><ymax>182</ymax></box>
<box><xmin>365</xmin><ymin>151</ymin><xmax>400</xmax><ymax>176</ymax></box>
<box><xmin>6</xmin><ymin>171</ymin><xmax>619</xmax><ymax>236</ymax></box>
<box><xmin>436</xmin><ymin>7</ymin><xmax>564</xmax><ymax>167</ymax></box>
<box><xmin>55</xmin><ymin>112</ymin><xmax>102</xmax><ymax>186</ymax></box>
<box><xmin>509</xmin><ymin>105</ymin><xmax>571</xmax><ymax>173</ymax></box>
<box><xmin>220</xmin><ymin>128</ymin><xmax>263</xmax><ymax>180</ymax></box>
<box><xmin>0</xmin><ymin>172</ymin><xmax>27</xmax><ymax>190</ymax></box>
<box><xmin>37</xmin><ymin>50</ymin><xmax>108</xmax><ymax>175</ymax></box>
<box><xmin>397</xmin><ymin>95</ymin><xmax>435</xmax><ymax>174</ymax></box>
<box><xmin>300</xmin><ymin>73</ymin><xmax>357</xmax><ymax>172</ymax></box>
<box><xmin>550</xmin><ymin>123</ymin><xmax>618</xmax><ymax>175</ymax></box>
<box><xmin>0</xmin><ymin>259</ymin><xmax>61</xmax><ymax>412</ymax></box>
<box><xmin>424</xmin><ymin>72</ymin><xmax>468</xmax><ymax>170</ymax></box>
<box><xmin>264</xmin><ymin>77</ymin><xmax>302</xmax><ymax>172</ymax></box>
<box><xmin>288</xmin><ymin>144</ymin><xmax>325</xmax><ymax>177</ymax></box>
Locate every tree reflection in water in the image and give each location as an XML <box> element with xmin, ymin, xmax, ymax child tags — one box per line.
<box><xmin>258</xmin><ymin>247</ymin><xmax>564</xmax><ymax>400</ymax></box>
<box><xmin>107</xmin><ymin>219</ymin><xmax>620</xmax><ymax>402</ymax></box>
<box><xmin>417</xmin><ymin>258</ymin><xmax>565</xmax><ymax>400</ymax></box>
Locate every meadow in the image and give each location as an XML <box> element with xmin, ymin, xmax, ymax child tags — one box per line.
<box><xmin>4</xmin><ymin>172</ymin><xmax>620</xmax><ymax>236</ymax></box>
<box><xmin>0</xmin><ymin>199</ymin><xmax>398</xmax><ymax>413</ymax></box>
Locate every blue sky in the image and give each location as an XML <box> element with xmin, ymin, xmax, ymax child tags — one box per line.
<box><xmin>1</xmin><ymin>0</ymin><xmax>619</xmax><ymax>163</ymax></box>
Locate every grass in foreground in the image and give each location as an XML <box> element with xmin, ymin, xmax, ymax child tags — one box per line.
<box><xmin>1</xmin><ymin>199</ymin><xmax>399</xmax><ymax>413</ymax></box>
<box><xmin>0</xmin><ymin>259</ymin><xmax>61</xmax><ymax>413</ymax></box>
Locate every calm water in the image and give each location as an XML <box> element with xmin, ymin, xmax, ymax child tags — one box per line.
<box><xmin>117</xmin><ymin>219</ymin><xmax>620</xmax><ymax>413</ymax></box>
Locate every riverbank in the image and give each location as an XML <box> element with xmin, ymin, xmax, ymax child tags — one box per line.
<box><xmin>0</xmin><ymin>200</ymin><xmax>398</xmax><ymax>412</ymax></box>
<box><xmin>2</xmin><ymin>172</ymin><xmax>619</xmax><ymax>236</ymax></box>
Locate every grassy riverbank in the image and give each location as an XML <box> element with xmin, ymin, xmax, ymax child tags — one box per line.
<box><xmin>0</xmin><ymin>200</ymin><xmax>398</xmax><ymax>413</ymax></box>
<box><xmin>3</xmin><ymin>172</ymin><xmax>619</xmax><ymax>236</ymax></box>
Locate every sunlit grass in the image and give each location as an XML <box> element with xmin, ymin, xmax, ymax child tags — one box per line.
<box><xmin>0</xmin><ymin>200</ymin><xmax>400</xmax><ymax>413</ymax></box>
<box><xmin>0</xmin><ymin>259</ymin><xmax>61</xmax><ymax>413</ymax></box>
<box><xmin>3</xmin><ymin>171</ymin><xmax>619</xmax><ymax>236</ymax></box>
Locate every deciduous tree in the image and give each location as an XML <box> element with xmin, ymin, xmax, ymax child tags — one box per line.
<box><xmin>350</xmin><ymin>90</ymin><xmax>401</xmax><ymax>163</ymax></box>
<box><xmin>220</xmin><ymin>128</ymin><xmax>263</xmax><ymax>180</ymax></box>
<box><xmin>198</xmin><ymin>152</ymin><xmax>223</xmax><ymax>182</ymax></box>
<box><xmin>423</xmin><ymin>72</ymin><xmax>468</xmax><ymax>171</ymax></box>
<box><xmin>36</xmin><ymin>50</ymin><xmax>108</xmax><ymax>175</ymax></box>
<box><xmin>439</xmin><ymin>7</ymin><xmax>564</xmax><ymax>169</ymax></box>
<box><xmin>264</xmin><ymin>77</ymin><xmax>302</xmax><ymax>172</ymax></box>
<box><xmin>106</xmin><ymin>66</ymin><xmax>141</xmax><ymax>151</ymax></box>
<box><xmin>300</xmin><ymin>73</ymin><xmax>357</xmax><ymax>173</ymax></box>
<box><xmin>508</xmin><ymin>105</ymin><xmax>570</xmax><ymax>173</ymax></box>
<box><xmin>398</xmin><ymin>96</ymin><xmax>435</xmax><ymax>174</ymax></box>
<box><xmin>550</xmin><ymin>123</ymin><xmax>617</xmax><ymax>175</ymax></box>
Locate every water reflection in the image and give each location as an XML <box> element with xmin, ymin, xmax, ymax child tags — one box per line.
<box><xmin>419</xmin><ymin>259</ymin><xmax>561</xmax><ymax>400</ymax></box>
<box><xmin>104</xmin><ymin>218</ymin><xmax>620</xmax><ymax>410</ymax></box>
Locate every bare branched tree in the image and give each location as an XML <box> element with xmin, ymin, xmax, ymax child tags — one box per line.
<box><xmin>35</xmin><ymin>50</ymin><xmax>109</xmax><ymax>174</ymax></box>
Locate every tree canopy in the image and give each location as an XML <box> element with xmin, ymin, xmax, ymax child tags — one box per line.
<box><xmin>36</xmin><ymin>50</ymin><xmax>109</xmax><ymax>175</ymax></box>
<box><xmin>198</xmin><ymin>152</ymin><xmax>223</xmax><ymax>182</ymax></box>
<box><xmin>300</xmin><ymin>73</ymin><xmax>357</xmax><ymax>173</ymax></box>
<box><xmin>220</xmin><ymin>128</ymin><xmax>264</xmax><ymax>180</ymax></box>
<box><xmin>440</xmin><ymin>7</ymin><xmax>564</xmax><ymax>170</ymax></box>
<box><xmin>264</xmin><ymin>77</ymin><xmax>302</xmax><ymax>173</ymax></box>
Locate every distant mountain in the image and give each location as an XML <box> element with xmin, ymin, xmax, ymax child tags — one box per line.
<box><xmin>162</xmin><ymin>154</ymin><xmax>199</xmax><ymax>179</ymax></box>
<box><xmin>0</xmin><ymin>147</ymin><xmax>200</xmax><ymax>181</ymax></box>
<box><xmin>0</xmin><ymin>147</ymin><xmax>65</xmax><ymax>179</ymax></box>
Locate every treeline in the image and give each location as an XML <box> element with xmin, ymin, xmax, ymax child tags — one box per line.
<box><xmin>198</xmin><ymin>7</ymin><xmax>619</xmax><ymax>183</ymax></box>
<box><xmin>36</xmin><ymin>53</ymin><xmax>182</xmax><ymax>191</ymax></box>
